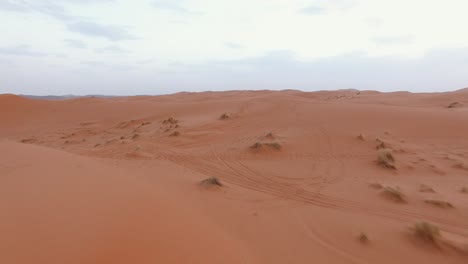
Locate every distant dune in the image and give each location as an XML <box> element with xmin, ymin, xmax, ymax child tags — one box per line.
<box><xmin>1</xmin><ymin>89</ymin><xmax>467</xmax><ymax>263</ymax></box>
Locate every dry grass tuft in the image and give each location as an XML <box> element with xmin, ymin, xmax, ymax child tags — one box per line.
<box><xmin>369</xmin><ymin>182</ymin><xmax>384</xmax><ymax>189</ymax></box>
<box><xmin>265</xmin><ymin>132</ymin><xmax>275</xmax><ymax>139</ymax></box>
<box><xmin>265</xmin><ymin>142</ymin><xmax>281</xmax><ymax>150</ymax></box>
<box><xmin>377</xmin><ymin>148</ymin><xmax>396</xmax><ymax>169</ymax></box>
<box><xmin>250</xmin><ymin>142</ymin><xmax>262</xmax><ymax>149</ymax></box>
<box><xmin>424</xmin><ymin>199</ymin><xmax>454</xmax><ymax>208</ymax></box>
<box><xmin>162</xmin><ymin>117</ymin><xmax>178</xmax><ymax>124</ymax></box>
<box><xmin>381</xmin><ymin>186</ymin><xmax>406</xmax><ymax>203</ymax></box>
<box><xmin>219</xmin><ymin>113</ymin><xmax>230</xmax><ymax>120</ymax></box>
<box><xmin>375</xmin><ymin>138</ymin><xmax>387</xmax><ymax>149</ymax></box>
<box><xmin>447</xmin><ymin>102</ymin><xmax>461</xmax><ymax>108</ymax></box>
<box><xmin>199</xmin><ymin>177</ymin><xmax>223</xmax><ymax>187</ymax></box>
<box><xmin>250</xmin><ymin>142</ymin><xmax>281</xmax><ymax>150</ymax></box>
<box><xmin>411</xmin><ymin>222</ymin><xmax>440</xmax><ymax>243</ymax></box>
<box><xmin>358</xmin><ymin>232</ymin><xmax>369</xmax><ymax>243</ymax></box>
<box><xmin>454</xmin><ymin>161</ymin><xmax>468</xmax><ymax>171</ymax></box>
<box><xmin>419</xmin><ymin>184</ymin><xmax>436</xmax><ymax>193</ymax></box>
<box><xmin>169</xmin><ymin>131</ymin><xmax>180</xmax><ymax>137</ymax></box>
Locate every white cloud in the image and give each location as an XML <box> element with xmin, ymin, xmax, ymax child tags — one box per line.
<box><xmin>0</xmin><ymin>0</ymin><xmax>468</xmax><ymax>94</ymax></box>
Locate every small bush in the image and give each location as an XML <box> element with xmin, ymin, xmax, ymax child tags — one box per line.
<box><xmin>357</xmin><ymin>134</ymin><xmax>365</xmax><ymax>141</ymax></box>
<box><xmin>200</xmin><ymin>177</ymin><xmax>223</xmax><ymax>187</ymax></box>
<box><xmin>419</xmin><ymin>184</ymin><xmax>436</xmax><ymax>193</ymax></box>
<box><xmin>382</xmin><ymin>187</ymin><xmax>406</xmax><ymax>203</ymax></box>
<box><xmin>411</xmin><ymin>222</ymin><xmax>440</xmax><ymax>243</ymax></box>
<box><xmin>377</xmin><ymin>148</ymin><xmax>396</xmax><ymax>169</ymax></box>
<box><xmin>424</xmin><ymin>199</ymin><xmax>454</xmax><ymax>208</ymax></box>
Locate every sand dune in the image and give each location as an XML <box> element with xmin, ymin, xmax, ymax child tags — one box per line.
<box><xmin>1</xmin><ymin>90</ymin><xmax>468</xmax><ymax>263</ymax></box>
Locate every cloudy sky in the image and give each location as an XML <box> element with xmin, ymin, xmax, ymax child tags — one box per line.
<box><xmin>0</xmin><ymin>0</ymin><xmax>467</xmax><ymax>95</ymax></box>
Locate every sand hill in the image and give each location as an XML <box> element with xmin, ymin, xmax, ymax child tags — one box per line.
<box><xmin>1</xmin><ymin>90</ymin><xmax>467</xmax><ymax>263</ymax></box>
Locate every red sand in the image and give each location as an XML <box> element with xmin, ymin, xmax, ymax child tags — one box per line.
<box><xmin>1</xmin><ymin>90</ymin><xmax>467</xmax><ymax>263</ymax></box>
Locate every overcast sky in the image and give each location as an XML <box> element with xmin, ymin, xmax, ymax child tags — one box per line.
<box><xmin>0</xmin><ymin>0</ymin><xmax>467</xmax><ymax>95</ymax></box>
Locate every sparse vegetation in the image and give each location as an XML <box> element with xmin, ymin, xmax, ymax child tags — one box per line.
<box><xmin>357</xmin><ymin>134</ymin><xmax>365</xmax><ymax>141</ymax></box>
<box><xmin>132</xmin><ymin>134</ymin><xmax>139</xmax><ymax>139</ymax></box>
<box><xmin>424</xmin><ymin>199</ymin><xmax>454</xmax><ymax>208</ymax></box>
<box><xmin>376</xmin><ymin>148</ymin><xmax>396</xmax><ymax>169</ymax></box>
<box><xmin>381</xmin><ymin>186</ymin><xmax>406</xmax><ymax>203</ymax></box>
<box><xmin>200</xmin><ymin>177</ymin><xmax>223</xmax><ymax>187</ymax></box>
<box><xmin>358</xmin><ymin>232</ymin><xmax>369</xmax><ymax>243</ymax></box>
<box><xmin>162</xmin><ymin>117</ymin><xmax>178</xmax><ymax>124</ymax></box>
<box><xmin>219</xmin><ymin>113</ymin><xmax>230</xmax><ymax>120</ymax></box>
<box><xmin>169</xmin><ymin>131</ymin><xmax>180</xmax><ymax>137</ymax></box>
<box><xmin>411</xmin><ymin>222</ymin><xmax>440</xmax><ymax>243</ymax></box>
<box><xmin>419</xmin><ymin>184</ymin><xmax>436</xmax><ymax>193</ymax></box>
<box><xmin>249</xmin><ymin>142</ymin><xmax>281</xmax><ymax>150</ymax></box>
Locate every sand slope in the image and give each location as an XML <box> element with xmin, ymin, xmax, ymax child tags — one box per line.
<box><xmin>0</xmin><ymin>140</ymin><xmax>253</xmax><ymax>264</ymax></box>
<box><xmin>1</xmin><ymin>90</ymin><xmax>468</xmax><ymax>263</ymax></box>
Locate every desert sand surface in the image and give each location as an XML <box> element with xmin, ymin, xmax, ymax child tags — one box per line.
<box><xmin>1</xmin><ymin>89</ymin><xmax>468</xmax><ymax>263</ymax></box>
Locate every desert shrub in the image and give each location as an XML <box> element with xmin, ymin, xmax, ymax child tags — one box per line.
<box><xmin>219</xmin><ymin>113</ymin><xmax>230</xmax><ymax>120</ymax></box>
<box><xmin>250</xmin><ymin>142</ymin><xmax>262</xmax><ymax>149</ymax></box>
<box><xmin>382</xmin><ymin>186</ymin><xmax>406</xmax><ymax>203</ymax></box>
<box><xmin>200</xmin><ymin>177</ymin><xmax>223</xmax><ymax>187</ymax></box>
<box><xmin>411</xmin><ymin>222</ymin><xmax>440</xmax><ymax>243</ymax></box>
<box><xmin>358</xmin><ymin>232</ymin><xmax>369</xmax><ymax>243</ymax></box>
<box><xmin>447</xmin><ymin>102</ymin><xmax>461</xmax><ymax>108</ymax></box>
<box><xmin>169</xmin><ymin>131</ymin><xmax>180</xmax><ymax>137</ymax></box>
<box><xmin>377</xmin><ymin>148</ymin><xmax>396</xmax><ymax>169</ymax></box>
<box><xmin>461</xmin><ymin>187</ymin><xmax>468</xmax><ymax>193</ymax></box>
<box><xmin>162</xmin><ymin>117</ymin><xmax>178</xmax><ymax>124</ymax></box>
<box><xmin>265</xmin><ymin>142</ymin><xmax>281</xmax><ymax>149</ymax></box>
